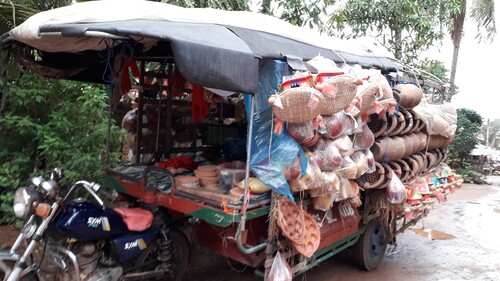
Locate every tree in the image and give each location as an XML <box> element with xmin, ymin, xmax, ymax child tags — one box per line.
<box><xmin>329</xmin><ymin>0</ymin><xmax>462</xmax><ymax>63</ymax></box>
<box><xmin>162</xmin><ymin>0</ymin><xmax>249</xmax><ymax>10</ymax></box>
<box><xmin>447</xmin><ymin>108</ymin><xmax>483</xmax><ymax>167</ymax></box>
<box><xmin>449</xmin><ymin>0</ymin><xmax>496</xmax><ymax>97</ymax></box>
<box><xmin>480</xmin><ymin>119</ymin><xmax>500</xmax><ymax>149</ymax></box>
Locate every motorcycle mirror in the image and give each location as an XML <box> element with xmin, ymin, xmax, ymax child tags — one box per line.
<box><xmin>51</xmin><ymin>168</ymin><xmax>64</xmax><ymax>181</ymax></box>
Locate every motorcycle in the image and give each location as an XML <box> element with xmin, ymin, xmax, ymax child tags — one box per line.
<box><xmin>0</xmin><ymin>168</ymin><xmax>189</xmax><ymax>281</ymax></box>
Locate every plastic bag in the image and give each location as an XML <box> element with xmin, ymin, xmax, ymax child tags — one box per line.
<box><xmin>351</xmin><ymin>151</ymin><xmax>369</xmax><ymax>178</ymax></box>
<box><xmin>268</xmin><ymin>251</ymin><xmax>293</xmax><ymax>281</ymax></box>
<box><xmin>332</xmin><ymin>134</ymin><xmax>354</xmax><ymax>157</ymax></box>
<box><xmin>321</xmin><ymin>112</ymin><xmax>344</xmax><ymax>139</ymax></box>
<box><xmin>308</xmin><ymin>171</ymin><xmax>339</xmax><ymax>197</ymax></box>
<box><xmin>312</xmin><ymin>192</ymin><xmax>335</xmax><ymax>211</ymax></box>
<box><xmin>387</xmin><ymin>171</ymin><xmax>406</xmax><ymax>204</ymax></box>
<box><xmin>290</xmin><ymin>155</ymin><xmax>322</xmax><ymax>192</ymax></box>
<box><xmin>121</xmin><ymin>109</ymin><xmax>138</xmax><ymax>134</ymax></box>
<box><xmin>340</xmin><ymin>111</ymin><xmax>357</xmax><ymax>135</ymax></box>
<box><xmin>283</xmin><ymin>157</ymin><xmax>302</xmax><ymax>181</ymax></box>
<box><xmin>312</xmin><ymin>138</ymin><xmax>342</xmax><ymax>171</ymax></box>
<box><xmin>286</xmin><ymin>121</ymin><xmax>314</xmax><ymax>144</ymax></box>
<box><xmin>336</xmin><ymin>156</ymin><xmax>358</xmax><ymax>179</ymax></box>
<box><xmin>334</xmin><ymin>177</ymin><xmax>353</xmax><ymax>202</ymax></box>
<box><xmin>353</xmin><ymin>122</ymin><xmax>375</xmax><ymax>150</ymax></box>
<box><xmin>360</xmin><ymin>149</ymin><xmax>376</xmax><ymax>173</ymax></box>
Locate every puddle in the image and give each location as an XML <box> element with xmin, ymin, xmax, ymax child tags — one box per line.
<box><xmin>410</xmin><ymin>228</ymin><xmax>455</xmax><ymax>240</ymax></box>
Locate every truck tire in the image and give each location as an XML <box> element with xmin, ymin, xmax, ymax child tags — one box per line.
<box><xmin>352</xmin><ymin>219</ymin><xmax>388</xmax><ymax>271</ymax></box>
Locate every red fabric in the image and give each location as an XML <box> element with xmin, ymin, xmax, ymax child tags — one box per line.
<box><xmin>114</xmin><ymin>208</ymin><xmax>153</xmax><ymax>232</ymax></box>
<box><xmin>192</xmin><ymin>85</ymin><xmax>209</xmax><ymax>123</ymax></box>
<box><xmin>158</xmin><ymin>156</ymin><xmax>196</xmax><ymax>171</ymax></box>
<box><xmin>120</xmin><ymin>60</ymin><xmax>140</xmax><ymax>95</ymax></box>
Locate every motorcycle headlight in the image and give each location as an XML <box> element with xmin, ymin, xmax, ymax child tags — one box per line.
<box><xmin>13</xmin><ymin>187</ymin><xmax>42</xmax><ymax>219</ymax></box>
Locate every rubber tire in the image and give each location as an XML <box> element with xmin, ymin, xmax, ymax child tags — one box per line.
<box><xmin>167</xmin><ymin>230</ymin><xmax>189</xmax><ymax>281</ymax></box>
<box><xmin>352</xmin><ymin>219</ymin><xmax>388</xmax><ymax>271</ymax></box>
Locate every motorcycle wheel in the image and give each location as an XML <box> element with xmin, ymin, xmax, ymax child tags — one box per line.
<box><xmin>352</xmin><ymin>219</ymin><xmax>388</xmax><ymax>271</ymax></box>
<box><xmin>166</xmin><ymin>230</ymin><xmax>189</xmax><ymax>281</ymax></box>
<box><xmin>135</xmin><ymin>229</ymin><xmax>189</xmax><ymax>281</ymax></box>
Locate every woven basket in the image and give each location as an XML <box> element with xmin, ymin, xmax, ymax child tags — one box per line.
<box><xmin>318</xmin><ymin>75</ymin><xmax>358</xmax><ymax>115</ymax></box>
<box><xmin>272</xmin><ymin>87</ymin><xmax>324</xmax><ymax>123</ymax></box>
<box><xmin>356</xmin><ymin>83</ymin><xmax>380</xmax><ymax>116</ymax></box>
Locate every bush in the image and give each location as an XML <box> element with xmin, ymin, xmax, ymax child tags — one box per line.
<box><xmin>0</xmin><ymin>73</ymin><xmax>124</xmax><ymax>224</ymax></box>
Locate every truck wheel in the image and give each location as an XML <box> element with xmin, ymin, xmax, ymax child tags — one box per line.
<box><xmin>352</xmin><ymin>219</ymin><xmax>388</xmax><ymax>271</ymax></box>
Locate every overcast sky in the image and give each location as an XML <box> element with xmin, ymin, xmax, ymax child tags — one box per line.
<box><xmin>412</xmin><ymin>6</ymin><xmax>500</xmax><ymax>122</ymax></box>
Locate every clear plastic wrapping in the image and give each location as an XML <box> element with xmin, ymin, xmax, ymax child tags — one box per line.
<box><xmin>286</xmin><ymin>121</ymin><xmax>314</xmax><ymax>144</ymax></box>
<box><xmin>340</xmin><ymin>112</ymin><xmax>358</xmax><ymax>135</ymax></box>
<box><xmin>312</xmin><ymin>138</ymin><xmax>342</xmax><ymax>171</ymax></box>
<box><xmin>334</xmin><ymin>177</ymin><xmax>353</xmax><ymax>202</ymax></box>
<box><xmin>321</xmin><ymin>112</ymin><xmax>344</xmax><ymax>139</ymax></box>
<box><xmin>268</xmin><ymin>251</ymin><xmax>293</xmax><ymax>281</ymax></box>
<box><xmin>283</xmin><ymin>157</ymin><xmax>302</xmax><ymax>181</ymax></box>
<box><xmin>353</xmin><ymin>122</ymin><xmax>375</xmax><ymax>150</ymax></box>
<box><xmin>360</xmin><ymin>149</ymin><xmax>376</xmax><ymax>173</ymax></box>
<box><xmin>336</xmin><ymin>156</ymin><xmax>358</xmax><ymax>179</ymax></box>
<box><xmin>351</xmin><ymin>150</ymin><xmax>369</xmax><ymax>178</ymax></box>
<box><xmin>332</xmin><ymin>134</ymin><xmax>354</xmax><ymax>157</ymax></box>
<box><xmin>387</xmin><ymin>171</ymin><xmax>406</xmax><ymax>204</ymax></box>
<box><xmin>312</xmin><ymin>193</ymin><xmax>335</xmax><ymax>211</ymax></box>
<box><xmin>308</xmin><ymin>171</ymin><xmax>339</xmax><ymax>197</ymax></box>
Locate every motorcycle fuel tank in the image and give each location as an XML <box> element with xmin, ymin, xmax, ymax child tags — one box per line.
<box><xmin>111</xmin><ymin>230</ymin><xmax>156</xmax><ymax>263</ymax></box>
<box><xmin>56</xmin><ymin>201</ymin><xmax>129</xmax><ymax>241</ymax></box>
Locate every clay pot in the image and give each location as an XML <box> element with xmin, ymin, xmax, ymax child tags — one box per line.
<box><xmin>371</xmin><ymin>136</ymin><xmax>406</xmax><ymax>162</ymax></box>
<box><xmin>395</xmin><ymin>159</ymin><xmax>410</xmax><ymax>182</ymax></box>
<box><xmin>367</xmin><ymin>113</ymin><xmax>388</xmax><ymax>139</ymax></box>
<box><xmin>393</xmin><ymin>84</ymin><xmax>423</xmax><ymax>109</ymax></box>
<box><xmin>292</xmin><ymin>212</ymin><xmax>320</xmax><ymax>258</ymax></box>
<box><xmin>399</xmin><ymin>108</ymin><xmax>414</xmax><ymax>135</ymax></box>
<box><xmin>385</xmin><ymin>113</ymin><xmax>398</xmax><ymax>136</ymax></box>
<box><xmin>389</xmin><ymin>111</ymin><xmax>406</xmax><ymax>136</ymax></box>
<box><xmin>175</xmin><ymin>176</ymin><xmax>200</xmax><ymax>188</ymax></box>
<box><xmin>277</xmin><ymin>198</ymin><xmax>306</xmax><ymax>244</ymax></box>
<box><xmin>358</xmin><ymin>162</ymin><xmax>385</xmax><ymax>189</ymax></box>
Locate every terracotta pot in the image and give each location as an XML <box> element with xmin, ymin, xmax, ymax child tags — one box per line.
<box><xmin>395</xmin><ymin>159</ymin><xmax>410</xmax><ymax>182</ymax></box>
<box><xmin>385</xmin><ymin>113</ymin><xmax>398</xmax><ymax>136</ymax></box>
<box><xmin>399</xmin><ymin>108</ymin><xmax>414</xmax><ymax>135</ymax></box>
<box><xmin>414</xmin><ymin>132</ymin><xmax>428</xmax><ymax>152</ymax></box>
<box><xmin>393</xmin><ymin>84</ymin><xmax>423</xmax><ymax>109</ymax></box>
<box><xmin>377</xmin><ymin>165</ymin><xmax>394</xmax><ymax>189</ymax></box>
<box><xmin>371</xmin><ymin>136</ymin><xmax>405</xmax><ymax>162</ymax></box>
<box><xmin>367</xmin><ymin>113</ymin><xmax>388</xmax><ymax>139</ymax></box>
<box><xmin>358</xmin><ymin>162</ymin><xmax>385</xmax><ymax>189</ymax></box>
<box><xmin>389</xmin><ymin>111</ymin><xmax>406</xmax><ymax>136</ymax></box>
<box><xmin>401</xmin><ymin>134</ymin><xmax>417</xmax><ymax>158</ymax></box>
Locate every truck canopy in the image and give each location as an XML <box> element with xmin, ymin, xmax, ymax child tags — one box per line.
<box><xmin>1</xmin><ymin>0</ymin><xmax>399</xmax><ymax>94</ymax></box>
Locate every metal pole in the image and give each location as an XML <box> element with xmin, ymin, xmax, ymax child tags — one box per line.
<box><xmin>236</xmin><ymin>94</ymin><xmax>267</xmax><ymax>254</ymax></box>
<box><xmin>105</xmin><ymin>85</ymin><xmax>112</xmax><ymax>166</ymax></box>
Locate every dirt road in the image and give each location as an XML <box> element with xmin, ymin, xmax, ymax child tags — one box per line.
<box><xmin>186</xmin><ymin>177</ymin><xmax>500</xmax><ymax>281</ymax></box>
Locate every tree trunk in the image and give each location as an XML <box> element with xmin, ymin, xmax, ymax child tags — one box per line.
<box><xmin>261</xmin><ymin>0</ymin><xmax>271</xmax><ymax>14</ymax></box>
<box><xmin>449</xmin><ymin>0</ymin><xmax>467</xmax><ymax>99</ymax></box>
<box><xmin>394</xmin><ymin>29</ymin><xmax>402</xmax><ymax>60</ymax></box>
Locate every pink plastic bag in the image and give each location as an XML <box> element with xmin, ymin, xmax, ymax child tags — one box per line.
<box><xmin>268</xmin><ymin>251</ymin><xmax>293</xmax><ymax>281</ymax></box>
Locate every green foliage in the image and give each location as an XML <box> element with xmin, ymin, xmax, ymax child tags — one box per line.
<box><xmin>454</xmin><ymin>164</ymin><xmax>483</xmax><ymax>183</ymax></box>
<box><xmin>416</xmin><ymin>59</ymin><xmax>449</xmax><ymax>83</ymax></box>
<box><xmin>470</xmin><ymin>0</ymin><xmax>496</xmax><ymax>43</ymax></box>
<box><xmin>448</xmin><ymin>108</ymin><xmax>483</xmax><ymax>167</ymax></box>
<box><xmin>277</xmin><ymin>0</ymin><xmax>334</xmax><ymax>29</ymax></box>
<box><xmin>161</xmin><ymin>0</ymin><xmax>249</xmax><ymax>10</ymax></box>
<box><xmin>0</xmin><ymin>73</ymin><xmax>124</xmax><ymax>223</ymax></box>
<box><xmin>329</xmin><ymin>0</ymin><xmax>462</xmax><ymax>63</ymax></box>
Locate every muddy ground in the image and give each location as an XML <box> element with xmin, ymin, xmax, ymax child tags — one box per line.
<box><xmin>1</xmin><ymin>177</ymin><xmax>499</xmax><ymax>280</ymax></box>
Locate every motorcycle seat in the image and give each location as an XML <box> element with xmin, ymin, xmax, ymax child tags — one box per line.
<box><xmin>113</xmin><ymin>208</ymin><xmax>153</xmax><ymax>232</ymax></box>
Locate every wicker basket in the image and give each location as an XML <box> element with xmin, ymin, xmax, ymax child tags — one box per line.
<box><xmin>318</xmin><ymin>75</ymin><xmax>358</xmax><ymax>115</ymax></box>
<box><xmin>356</xmin><ymin>83</ymin><xmax>380</xmax><ymax>117</ymax></box>
<box><xmin>272</xmin><ymin>87</ymin><xmax>324</xmax><ymax>123</ymax></box>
